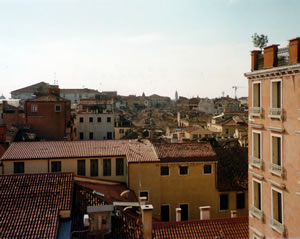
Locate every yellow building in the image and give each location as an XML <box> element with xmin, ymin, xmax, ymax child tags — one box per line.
<box><xmin>0</xmin><ymin>139</ymin><xmax>248</xmax><ymax>221</ymax></box>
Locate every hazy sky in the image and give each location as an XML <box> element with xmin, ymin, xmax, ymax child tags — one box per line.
<box><xmin>0</xmin><ymin>0</ymin><xmax>299</xmax><ymax>99</ymax></box>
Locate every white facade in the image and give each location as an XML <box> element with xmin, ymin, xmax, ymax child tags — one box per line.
<box><xmin>76</xmin><ymin>113</ymin><xmax>114</xmax><ymax>140</ymax></box>
<box><xmin>61</xmin><ymin>89</ymin><xmax>99</xmax><ymax>104</ymax></box>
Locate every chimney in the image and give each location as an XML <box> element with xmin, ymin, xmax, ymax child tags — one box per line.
<box><xmin>264</xmin><ymin>44</ymin><xmax>279</xmax><ymax>69</ymax></box>
<box><xmin>141</xmin><ymin>204</ymin><xmax>153</xmax><ymax>239</ymax></box>
<box><xmin>251</xmin><ymin>50</ymin><xmax>262</xmax><ymax>71</ymax></box>
<box><xmin>231</xmin><ymin>210</ymin><xmax>237</xmax><ymax>218</ymax></box>
<box><xmin>199</xmin><ymin>206</ymin><xmax>211</xmax><ymax>220</ymax></box>
<box><xmin>289</xmin><ymin>37</ymin><xmax>300</xmax><ymax>65</ymax></box>
<box><xmin>139</xmin><ymin>196</ymin><xmax>147</xmax><ymax>206</ymax></box>
<box><xmin>176</xmin><ymin>208</ymin><xmax>182</xmax><ymax>222</ymax></box>
<box><xmin>48</xmin><ymin>87</ymin><xmax>60</xmax><ymax>97</ymax></box>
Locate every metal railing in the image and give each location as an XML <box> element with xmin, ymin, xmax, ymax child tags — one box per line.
<box><xmin>250</xmin><ymin>205</ymin><xmax>263</xmax><ymax>220</ymax></box>
<box><xmin>269</xmin><ymin>108</ymin><xmax>282</xmax><ymax>118</ymax></box>
<box><xmin>270</xmin><ymin>218</ymin><xmax>285</xmax><ymax>235</ymax></box>
<box><xmin>250</xmin><ymin>156</ymin><xmax>262</xmax><ymax>168</ymax></box>
<box><xmin>269</xmin><ymin>162</ymin><xmax>282</xmax><ymax>176</ymax></box>
<box><xmin>250</xmin><ymin>107</ymin><xmax>262</xmax><ymax>116</ymax></box>
<box><xmin>277</xmin><ymin>47</ymin><xmax>289</xmax><ymax>67</ymax></box>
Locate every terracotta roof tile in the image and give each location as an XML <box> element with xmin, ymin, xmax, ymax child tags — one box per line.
<box><xmin>75</xmin><ymin>181</ymin><xmax>137</xmax><ymax>204</ymax></box>
<box><xmin>154</xmin><ymin>142</ymin><xmax>217</xmax><ymax>162</ymax></box>
<box><xmin>153</xmin><ymin>217</ymin><xmax>249</xmax><ymax>239</ymax></box>
<box><xmin>0</xmin><ymin>173</ymin><xmax>73</xmax><ymax>238</ymax></box>
<box><xmin>1</xmin><ymin>139</ymin><xmax>159</xmax><ymax>163</ymax></box>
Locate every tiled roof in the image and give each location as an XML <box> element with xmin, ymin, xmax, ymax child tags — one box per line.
<box><xmin>154</xmin><ymin>142</ymin><xmax>217</xmax><ymax>162</ymax></box>
<box><xmin>184</xmin><ymin>126</ymin><xmax>213</xmax><ymax>134</ymax></box>
<box><xmin>1</xmin><ymin>139</ymin><xmax>159</xmax><ymax>163</ymax></box>
<box><xmin>61</xmin><ymin>88</ymin><xmax>99</xmax><ymax>93</ymax></box>
<box><xmin>26</xmin><ymin>93</ymin><xmax>69</xmax><ymax>102</ymax></box>
<box><xmin>153</xmin><ymin>217</ymin><xmax>249</xmax><ymax>239</ymax></box>
<box><xmin>75</xmin><ymin>180</ymin><xmax>137</xmax><ymax>204</ymax></box>
<box><xmin>11</xmin><ymin>82</ymin><xmax>49</xmax><ymax>94</ymax></box>
<box><xmin>0</xmin><ymin>173</ymin><xmax>73</xmax><ymax>238</ymax></box>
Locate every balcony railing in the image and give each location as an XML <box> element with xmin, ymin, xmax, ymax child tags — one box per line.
<box><xmin>270</xmin><ymin>218</ymin><xmax>285</xmax><ymax>235</ymax></box>
<box><xmin>250</xmin><ymin>156</ymin><xmax>262</xmax><ymax>168</ymax></box>
<box><xmin>269</xmin><ymin>162</ymin><xmax>282</xmax><ymax>176</ymax></box>
<box><xmin>250</xmin><ymin>205</ymin><xmax>263</xmax><ymax>220</ymax></box>
<box><xmin>250</xmin><ymin>107</ymin><xmax>262</xmax><ymax>116</ymax></box>
<box><xmin>269</xmin><ymin>108</ymin><xmax>282</xmax><ymax>119</ymax></box>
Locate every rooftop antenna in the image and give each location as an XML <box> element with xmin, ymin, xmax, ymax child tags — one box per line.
<box><xmin>53</xmin><ymin>72</ymin><xmax>58</xmax><ymax>86</ymax></box>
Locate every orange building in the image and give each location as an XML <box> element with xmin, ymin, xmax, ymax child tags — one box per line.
<box><xmin>245</xmin><ymin>37</ymin><xmax>300</xmax><ymax>238</ymax></box>
<box><xmin>24</xmin><ymin>87</ymin><xmax>71</xmax><ymax>141</ymax></box>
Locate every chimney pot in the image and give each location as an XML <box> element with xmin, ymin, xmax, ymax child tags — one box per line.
<box><xmin>263</xmin><ymin>44</ymin><xmax>279</xmax><ymax>69</ymax></box>
<box><xmin>231</xmin><ymin>210</ymin><xmax>237</xmax><ymax>218</ymax></box>
<box><xmin>141</xmin><ymin>204</ymin><xmax>153</xmax><ymax>239</ymax></box>
<box><xmin>199</xmin><ymin>206</ymin><xmax>211</xmax><ymax>220</ymax></box>
<box><xmin>139</xmin><ymin>196</ymin><xmax>147</xmax><ymax>206</ymax></box>
<box><xmin>176</xmin><ymin>208</ymin><xmax>182</xmax><ymax>222</ymax></box>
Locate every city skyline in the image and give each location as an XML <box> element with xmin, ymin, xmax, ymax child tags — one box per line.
<box><xmin>1</xmin><ymin>0</ymin><xmax>300</xmax><ymax>98</ymax></box>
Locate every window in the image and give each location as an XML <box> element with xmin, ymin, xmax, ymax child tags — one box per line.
<box><xmin>225</xmin><ymin>128</ymin><xmax>229</xmax><ymax>134</ymax></box>
<box><xmin>89</xmin><ymin>117</ymin><xmax>93</xmax><ymax>123</ymax></box>
<box><xmin>107</xmin><ymin>117</ymin><xmax>111</xmax><ymax>123</ymax></box>
<box><xmin>270</xmin><ymin>135</ymin><xmax>282</xmax><ymax>175</ymax></box>
<box><xmin>161</xmin><ymin>205</ymin><xmax>170</xmax><ymax>222</ymax></box>
<box><xmin>236</xmin><ymin>192</ymin><xmax>245</xmax><ymax>209</ymax></box>
<box><xmin>252</xmin><ymin>82</ymin><xmax>261</xmax><ymax>115</ymax></box>
<box><xmin>119</xmin><ymin>129</ymin><xmax>124</xmax><ymax>134</ymax></box>
<box><xmin>77</xmin><ymin>160</ymin><xmax>86</xmax><ymax>176</ymax></box>
<box><xmin>89</xmin><ymin>132</ymin><xmax>94</xmax><ymax>140</ymax></box>
<box><xmin>97</xmin><ymin>117</ymin><xmax>101</xmax><ymax>122</ymax></box>
<box><xmin>80</xmin><ymin>117</ymin><xmax>84</xmax><ymax>123</ymax></box>
<box><xmin>51</xmin><ymin>161</ymin><xmax>61</xmax><ymax>172</ymax></box>
<box><xmin>80</xmin><ymin>132</ymin><xmax>84</xmax><ymax>140</ymax></box>
<box><xmin>103</xmin><ymin>159</ymin><xmax>111</xmax><ymax>176</ymax></box>
<box><xmin>192</xmin><ymin>134</ymin><xmax>198</xmax><ymax>139</ymax></box>
<box><xmin>107</xmin><ymin>132</ymin><xmax>113</xmax><ymax>140</ymax></box>
<box><xmin>204</xmin><ymin>165</ymin><xmax>212</xmax><ymax>174</ymax></box>
<box><xmin>220</xmin><ymin>194</ymin><xmax>229</xmax><ymax>210</ymax></box>
<box><xmin>251</xmin><ymin>131</ymin><xmax>262</xmax><ymax>167</ymax></box>
<box><xmin>180</xmin><ymin>204</ymin><xmax>188</xmax><ymax>221</ymax></box>
<box><xmin>179</xmin><ymin>166</ymin><xmax>188</xmax><ymax>175</ymax></box>
<box><xmin>55</xmin><ymin>104</ymin><xmax>61</xmax><ymax>112</ymax></box>
<box><xmin>160</xmin><ymin>166</ymin><xmax>169</xmax><ymax>176</ymax></box>
<box><xmin>90</xmin><ymin>159</ymin><xmax>98</xmax><ymax>177</ymax></box>
<box><xmin>116</xmin><ymin>158</ymin><xmax>124</xmax><ymax>176</ymax></box>
<box><xmin>270</xmin><ymin>80</ymin><xmax>282</xmax><ymax>117</ymax></box>
<box><xmin>271</xmin><ymin>188</ymin><xmax>283</xmax><ymax>224</ymax></box>
<box><xmin>139</xmin><ymin>191</ymin><xmax>149</xmax><ymax>201</ymax></box>
<box><xmin>14</xmin><ymin>162</ymin><xmax>24</xmax><ymax>174</ymax></box>
<box><xmin>253</xmin><ymin>180</ymin><xmax>262</xmax><ymax>211</ymax></box>
<box><xmin>31</xmin><ymin>104</ymin><xmax>38</xmax><ymax>112</ymax></box>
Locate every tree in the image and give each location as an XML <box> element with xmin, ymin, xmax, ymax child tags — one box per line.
<box><xmin>252</xmin><ymin>33</ymin><xmax>268</xmax><ymax>50</ymax></box>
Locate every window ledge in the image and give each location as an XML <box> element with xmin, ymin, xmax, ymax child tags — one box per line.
<box><xmin>250</xmin><ymin>206</ymin><xmax>263</xmax><ymax>221</ymax></box>
<box><xmin>270</xmin><ymin>218</ymin><xmax>285</xmax><ymax>235</ymax></box>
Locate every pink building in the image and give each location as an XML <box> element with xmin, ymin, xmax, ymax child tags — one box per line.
<box><xmin>245</xmin><ymin>38</ymin><xmax>300</xmax><ymax>238</ymax></box>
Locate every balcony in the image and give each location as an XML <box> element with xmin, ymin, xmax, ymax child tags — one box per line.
<box><xmin>269</xmin><ymin>108</ymin><xmax>282</xmax><ymax>119</ymax></box>
<box><xmin>270</xmin><ymin>218</ymin><xmax>285</xmax><ymax>235</ymax></box>
<box><xmin>269</xmin><ymin>162</ymin><xmax>283</xmax><ymax>176</ymax></box>
<box><xmin>250</xmin><ymin>107</ymin><xmax>262</xmax><ymax>117</ymax></box>
<box><xmin>250</xmin><ymin>156</ymin><xmax>262</xmax><ymax>169</ymax></box>
<box><xmin>250</xmin><ymin>205</ymin><xmax>263</xmax><ymax>220</ymax></box>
